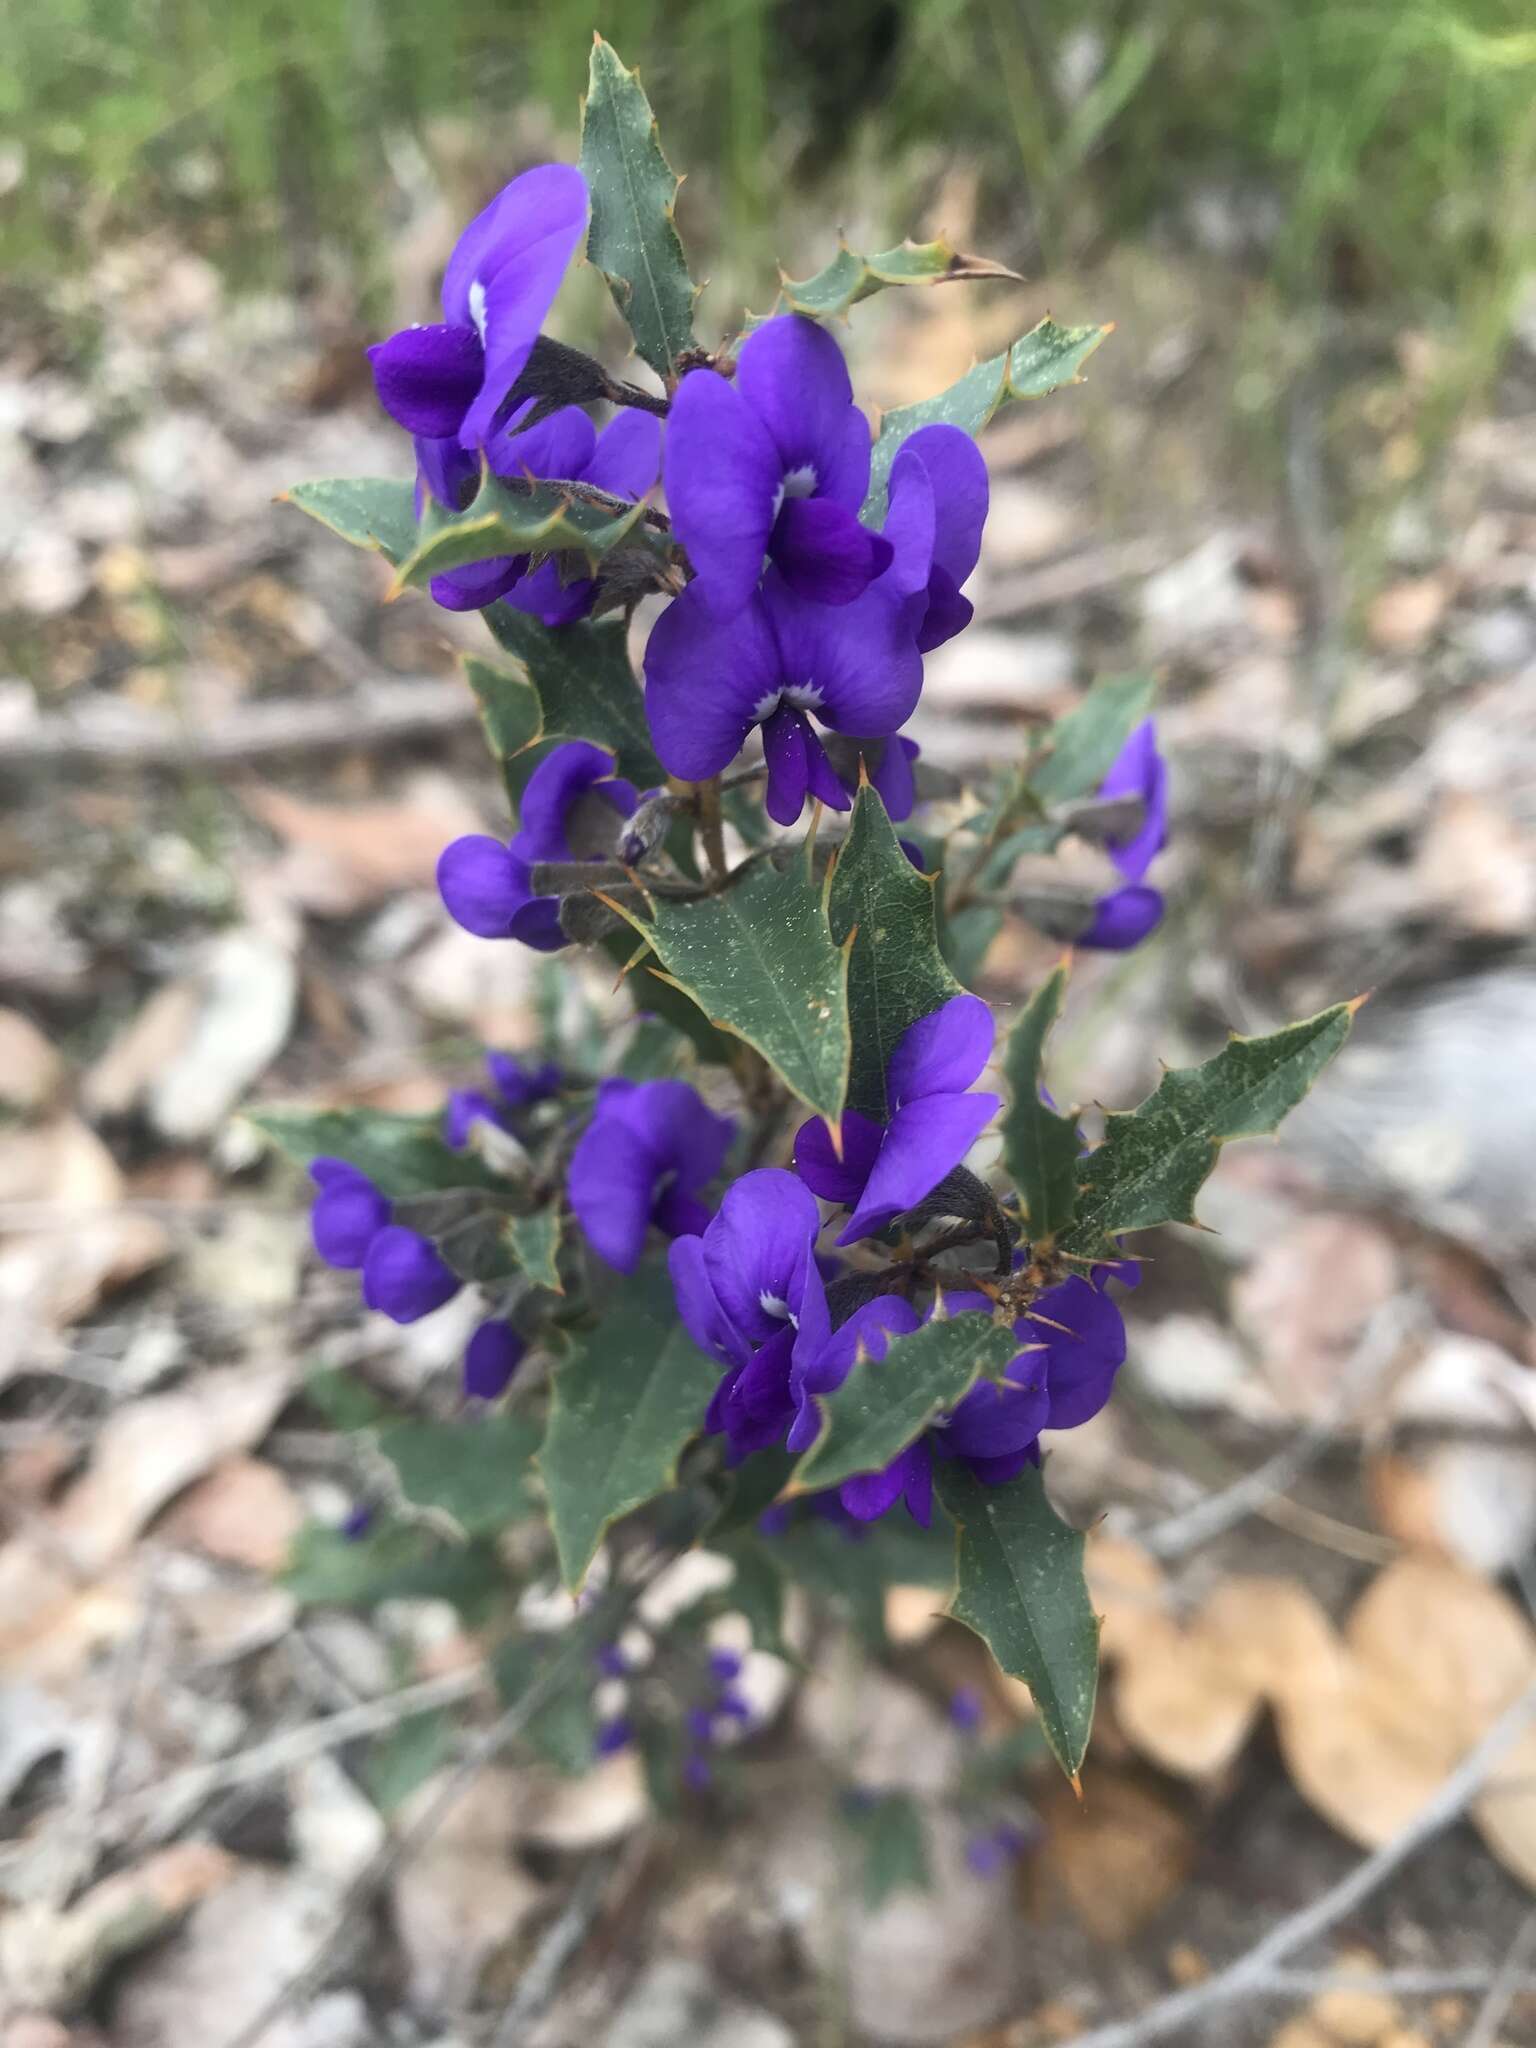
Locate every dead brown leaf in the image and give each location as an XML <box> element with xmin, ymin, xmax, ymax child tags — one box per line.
<box><xmin>1112</xmin><ymin>1613</ymin><xmax>1263</xmax><ymax>1782</ymax></box>
<box><xmin>1414</xmin><ymin>791</ymin><xmax>1536</xmax><ymax>938</ymax></box>
<box><xmin>1033</xmin><ymin>1770</ymin><xmax>1194</xmax><ymax>1943</ymax></box>
<box><xmin>158</xmin><ymin>1455</ymin><xmax>304</xmax><ymax>1572</ymax></box>
<box><xmin>1231</xmin><ymin>1216</ymin><xmax>1400</xmax><ymax>1411</ymax></box>
<box><xmin>1366</xmin><ymin>573</ymin><xmax>1452</xmax><ymax>652</ymax></box>
<box><xmin>0</xmin><ymin>1009</ymin><xmax>68</xmax><ymax>1115</ymax></box>
<box><xmin>1344</xmin><ymin>1556</ymin><xmax>1534</xmax><ymax>1744</ymax></box>
<box><xmin>242</xmin><ymin>775</ymin><xmax>481</xmax><ymax>916</ymax></box>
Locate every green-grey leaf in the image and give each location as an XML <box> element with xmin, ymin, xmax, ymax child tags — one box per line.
<box><xmin>795</xmin><ymin>1311</ymin><xmax>1019</xmax><ymax>1494</ymax></box>
<box><xmin>941</xmin><ymin>902</ymin><xmax>1004</xmax><ymax>988</ymax></box>
<box><xmin>375</xmin><ymin>1414</ymin><xmax>542</xmax><ymax>1536</ymax></box>
<box><xmin>1070</xmin><ymin>1002</ymin><xmax>1357</xmax><ymax>1248</ymax></box>
<box><xmin>304</xmin><ymin>1366</ymin><xmax>389</xmax><ymax>1432</ymax></box>
<box><xmin>844</xmin><ymin>1792</ymin><xmax>931</xmax><ymax>1907</ymax></box>
<box><xmin>492</xmin><ymin>1637</ymin><xmax>598</xmax><ymax>1776</ymax></box>
<box><xmin>718</xmin><ymin>1537</ymin><xmax>795</xmax><ymax>1663</ymax></box>
<box><xmin>507</xmin><ymin>1209</ymin><xmax>564</xmax><ymax>1292</ymax></box>
<box><xmin>248</xmin><ymin>1107</ymin><xmax>507</xmax><ymax>1198</ymax></box>
<box><xmin>580</xmin><ymin>36</ymin><xmax>700</xmax><ymax>381</ymax></box>
<box><xmin>1028</xmin><ymin>671</ymin><xmax>1156</xmax><ymax>806</ymax></box>
<box><xmin>462</xmin><ymin>653</ymin><xmax>541</xmax><ymax>805</ymax></box>
<box><xmin>284</xmin><ymin>478</ymin><xmax>418</xmax><ymax>565</ymax></box>
<box><xmin>484</xmin><ymin>610</ymin><xmax>663</xmax><ymax>788</ymax></box>
<box><xmin>538</xmin><ymin>1264</ymin><xmax>720</xmax><ymax>1588</ymax></box>
<box><xmin>771</xmin><ymin>1505</ymin><xmax>955</xmax><ymax>1648</ymax></box>
<box><xmin>937</xmin><ymin>1462</ymin><xmax>1098</xmax><ymax>1778</ymax></box>
<box><xmin>829</xmin><ymin>785</ymin><xmax>961</xmax><ymax>1120</ymax></box>
<box><xmin>864</xmin><ymin>317</ymin><xmax>1111</xmax><ymax>520</ymax></box>
<box><xmin>613</xmin><ymin>842</ymin><xmax>851</xmax><ymax>1122</ymax></box>
<box><xmin>764</xmin><ymin>237</ymin><xmax>1018</xmax><ymax>323</ymax></box>
<box><xmin>999</xmin><ymin>966</ymin><xmax>1080</xmax><ymax>1244</ymax></box>
<box><xmin>393</xmin><ymin>472</ymin><xmax>670</xmax><ymax>595</ymax></box>
<box><xmin>365</xmin><ymin>1709</ymin><xmax>450</xmax><ymax>1817</ymax></box>
<box><xmin>282</xmin><ymin>1523</ymin><xmax>506</xmax><ymax>1622</ymax></box>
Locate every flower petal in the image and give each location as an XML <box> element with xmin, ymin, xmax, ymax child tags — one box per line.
<box><xmin>485</xmin><ymin>1052</ymin><xmax>561</xmax><ymax>1105</ymax></box>
<box><xmin>429</xmin><ymin>555</ymin><xmax>527</xmax><ymax>612</ymax></box>
<box><xmin>644</xmin><ymin>585</ymin><xmax>780</xmax><ymax>782</ymax></box>
<box><xmin>838</xmin><ymin>1090</ymin><xmax>999</xmax><ymax>1244</ymax></box>
<box><xmin>942</xmin><ymin>1370</ymin><xmax>1049</xmax><ymax>1459</ymax></box>
<box><xmin>787</xmin><ymin>1292</ymin><xmax>920</xmax><ymax>1451</ymax></box>
<box><xmin>485</xmin><ymin>402</ymin><xmax>597</xmax><ymax>483</ymax></box>
<box><xmin>669</xmin><ymin>1233</ymin><xmax>749</xmax><ymax>1367</ymax></box>
<box><xmin>818</xmin><ymin>406</ymin><xmax>876</xmax><ymax>512</ymax></box>
<box><xmin>506</xmin><ymin>894</ymin><xmax>568</xmax><ymax>951</ymax></box>
<box><xmin>868</xmin><ymin>735</ymin><xmax>918</xmax><ymax>821</ymax></box>
<box><xmin>514</xmin><ymin>740</ymin><xmax>621</xmax><ymax>859</ymax></box>
<box><xmin>900</xmin><ymin>423</ymin><xmax>989</xmax><ymax>585</ymax></box>
<box><xmin>763</xmin><ymin>573</ymin><xmax>923</xmax><ymax>740</ymax></box>
<box><xmin>888</xmin><ymin>992</ymin><xmax>995</xmax><ymax>1104</ymax></box>
<box><xmin>361</xmin><ymin>1226</ymin><xmax>460</xmax><ymax>1322</ymax></box>
<box><xmin>309</xmin><ymin>1163</ymin><xmax>390</xmax><ymax>1268</ymax></box>
<box><xmin>700</xmin><ymin>1168</ymin><xmax>822</xmax><ymax>1349</ymax></box>
<box><xmin>664</xmin><ymin>369</ymin><xmax>783</xmax><ymax>619</ymax></box>
<box><xmin>437</xmin><ymin>835</ymin><xmax>532</xmax><ymax>939</ymax></box>
<box><xmin>444</xmin><ymin>1088</ymin><xmax>502</xmax><ymax>1149</ymax></box>
<box><xmin>568</xmin><ymin>1116</ymin><xmax>658</xmax><ymax>1273</ymax></box>
<box><xmin>793</xmin><ymin>1108</ymin><xmax>886</xmax><ymax>1207</ymax></box>
<box><xmin>1022</xmin><ymin>1275</ymin><xmax>1128</xmax><ymax>1430</ymax></box>
<box><xmin>415</xmin><ymin>433</ymin><xmax>479</xmax><ymax>511</ymax></box>
<box><xmin>463</xmin><ymin>1319</ymin><xmax>525</xmax><ymax>1399</ymax></box>
<box><xmin>916</xmin><ymin>565</ymin><xmax>974</xmax><ymax>653</ymax></box>
<box><xmin>1077</xmin><ymin>884</ymin><xmax>1163</xmax><ymax>950</ymax></box>
<box><xmin>499</xmin><ymin>558</ymin><xmax>597</xmax><ymax>627</ymax></box>
<box><xmin>840</xmin><ymin>1438</ymin><xmax>932</xmax><ymax>1525</ymax></box>
<box><xmin>1097</xmin><ymin>720</ymin><xmax>1168</xmax><ymax>883</ymax></box>
<box><xmin>610</xmin><ymin>1078</ymin><xmax>734</xmax><ymax>1195</ymax></box>
<box><xmin>882</xmin><ymin>443</ymin><xmax>939</xmax><ymax>602</ymax></box>
<box><xmin>771</xmin><ymin>497</ymin><xmax>892</xmax><ymax>606</ymax></box>
<box><xmin>735</xmin><ymin>315</ymin><xmax>857</xmax><ymax>486</ymax></box>
<box><xmin>585</xmin><ymin>409</ymin><xmax>663</xmax><ymax>502</ymax></box>
<box><xmin>368</xmin><ymin>324</ymin><xmax>482</xmax><ymax>438</ymax></box>
<box><xmin>762</xmin><ymin>704</ymin><xmax>810</xmax><ymax>827</ymax></box>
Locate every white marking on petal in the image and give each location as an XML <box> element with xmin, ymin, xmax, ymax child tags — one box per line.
<box><xmin>752</xmin><ymin>689</ymin><xmax>784</xmax><ymax>723</ymax></box>
<box><xmin>782</xmin><ymin>464</ymin><xmax>818</xmax><ymax>499</ymax></box>
<box><xmin>784</xmin><ymin>683</ymin><xmax>823</xmax><ymax>712</ymax></box>
<box><xmin>468</xmin><ymin>279</ymin><xmax>488</xmax><ymax>341</ymax></box>
<box><xmin>759</xmin><ymin>1290</ymin><xmax>791</xmax><ymax>1319</ymax></box>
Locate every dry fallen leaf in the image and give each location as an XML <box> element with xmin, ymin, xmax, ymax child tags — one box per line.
<box><xmin>1344</xmin><ymin>1556</ymin><xmax>1534</xmax><ymax>1743</ymax></box>
<box><xmin>158</xmin><ymin>1455</ymin><xmax>304</xmax><ymax>1573</ymax></box>
<box><xmin>1112</xmin><ymin>1613</ymin><xmax>1263</xmax><ymax>1782</ymax></box>
<box><xmin>1033</xmin><ymin>1769</ymin><xmax>1195</xmax><ymax>1942</ymax></box>
<box><xmin>0</xmin><ymin>1008</ymin><xmax>68</xmax><ymax>1115</ymax></box>
<box><xmin>1230</xmin><ymin>1216</ymin><xmax>1399</xmax><ymax>1412</ymax></box>
<box><xmin>242</xmin><ymin>775</ymin><xmax>482</xmax><ymax>916</ymax></box>
<box><xmin>1414</xmin><ymin>791</ymin><xmax>1536</xmax><ymax>939</ymax></box>
<box><xmin>390</xmin><ymin>1767</ymin><xmax>547</xmax><ymax>2010</ymax></box>
<box><xmin>1309</xmin><ymin>1953</ymin><xmax>1402</xmax><ymax>2043</ymax></box>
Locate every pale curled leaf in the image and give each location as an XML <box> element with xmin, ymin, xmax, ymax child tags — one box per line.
<box><xmin>284</xmin><ymin>477</ymin><xmax>418</xmax><ymax>565</ymax></box>
<box><xmin>393</xmin><ymin>471</ymin><xmax>669</xmax><ymax>594</ymax></box>
<box><xmin>765</xmin><ymin>237</ymin><xmax>1018</xmax><ymax>323</ymax></box>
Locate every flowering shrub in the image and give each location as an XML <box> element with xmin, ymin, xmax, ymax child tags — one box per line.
<box><xmin>262</xmin><ymin>38</ymin><xmax>1355</xmax><ymax>1813</ymax></box>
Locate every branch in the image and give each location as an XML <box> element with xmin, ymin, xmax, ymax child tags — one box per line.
<box><xmin>1065</xmin><ymin>1680</ymin><xmax>1536</xmax><ymax>2048</ymax></box>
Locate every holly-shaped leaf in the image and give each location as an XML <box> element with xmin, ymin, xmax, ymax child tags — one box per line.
<box><xmin>937</xmin><ymin>1462</ymin><xmax>1098</xmax><ymax>1778</ymax></box>
<box><xmin>795</xmin><ymin>1311</ymin><xmax>1020</xmax><ymax>1496</ymax></box>
<box><xmin>391</xmin><ymin>471</ymin><xmax>671</xmax><ymax>595</ymax></box>
<box><xmin>374</xmin><ymin>1413</ymin><xmax>543</xmax><ymax>1536</ymax></box>
<box><xmin>864</xmin><ymin>317</ymin><xmax>1110</xmax><ymax>521</ymax></box>
<box><xmin>538</xmin><ymin>1264</ymin><xmax>721</xmax><ymax>1588</ymax></box>
<box><xmin>1069</xmin><ymin>1001</ymin><xmax>1358</xmax><ymax>1250</ymax></box>
<box><xmin>607</xmin><ymin>840</ymin><xmax>851</xmax><ymax>1123</ymax></box>
<box><xmin>580</xmin><ymin>36</ymin><xmax>700</xmax><ymax>382</ymax></box>
<box><xmin>1027</xmin><ymin>670</ymin><xmax>1156</xmax><ymax>806</ymax></box>
<box><xmin>999</xmin><ymin>965</ymin><xmax>1080</xmax><ymax>1244</ymax></box>
<box><xmin>829</xmin><ymin>784</ymin><xmax>961</xmax><ymax>1120</ymax></box>
<box><xmin>760</xmin><ymin>237</ymin><xmax>1018</xmax><ymax>324</ymax></box>
<box><xmin>483</xmin><ymin>610</ymin><xmax>664</xmax><ymax>789</ymax></box>
<box><xmin>283</xmin><ymin>478</ymin><xmax>418</xmax><ymax>565</ymax></box>
<box><xmin>249</xmin><ymin>1106</ymin><xmax>507</xmax><ymax>1198</ymax></box>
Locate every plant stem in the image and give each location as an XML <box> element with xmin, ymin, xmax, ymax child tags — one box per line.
<box><xmin>697</xmin><ymin>775</ymin><xmax>728</xmax><ymax>888</ymax></box>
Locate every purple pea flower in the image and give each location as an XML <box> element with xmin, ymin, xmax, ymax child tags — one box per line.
<box><xmin>594</xmin><ymin>1643</ymin><xmax>630</xmax><ymax>1679</ymax></box>
<box><xmin>643</xmin><ymin>562</ymin><xmax>926</xmax><ymax>827</ymax></box>
<box><xmin>708</xmin><ymin>1648</ymin><xmax>743</xmax><ymax>1683</ymax></box>
<box><xmin>593</xmin><ymin>1715</ymin><xmax>634</xmax><ymax>1759</ymax></box>
<box><xmin>446</xmin><ymin>1048</ymin><xmax>562</xmax><ymax>1149</ymax></box>
<box><xmin>669</xmin><ymin>1168</ymin><xmax>832</xmax><ymax>1461</ymax></box>
<box><xmin>665</xmin><ymin>314</ymin><xmax>892</xmax><ymax>618</ymax></box>
<box><xmin>830</xmin><ymin>734</ymin><xmax>922</xmax><ymax>821</ymax></box>
<box><xmin>429</xmin><ymin>405</ymin><xmax>662</xmax><ymax>614</ymax></box>
<box><xmin>308</xmin><ymin>1159</ymin><xmax>391</xmax><ymax>1269</ymax></box>
<box><xmin>367</xmin><ymin>164</ymin><xmax>587</xmax><ymax>475</ymax></box>
<box><xmin>437</xmin><ymin>740</ymin><xmax>639</xmax><ymax>950</ymax></box>
<box><xmin>965</xmin><ymin>1820</ymin><xmax>1034</xmax><ymax>1877</ymax></box>
<box><xmin>794</xmin><ymin>994</ymin><xmax>1001</xmax><ymax>1244</ymax></box>
<box><xmin>462</xmin><ymin>1318</ymin><xmax>525</xmax><ymax>1400</ymax></box>
<box><xmin>569</xmin><ymin>1078</ymin><xmax>734</xmax><ymax>1274</ymax></box>
<box><xmin>361</xmin><ymin>1224</ymin><xmax>461</xmax><ymax>1324</ymax></box>
<box><xmin>487</xmin><ymin>1051</ymin><xmax>562</xmax><ymax>1105</ymax></box>
<box><xmin>1079</xmin><ymin>720</ymin><xmax>1169</xmax><ymax>951</ymax></box>
<box><xmin>950</xmin><ymin>1685</ymin><xmax>985</xmax><ymax>1734</ymax></box>
<box><xmin>683</xmin><ymin>1751</ymin><xmax>713</xmax><ymax>1791</ymax></box>
<box><xmin>881</xmin><ymin>424</ymin><xmax>989</xmax><ymax>653</ymax></box>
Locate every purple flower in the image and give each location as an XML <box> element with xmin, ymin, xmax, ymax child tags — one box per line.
<box><xmin>669</xmin><ymin>1168</ymin><xmax>832</xmax><ymax>1461</ymax></box>
<box><xmin>683</xmin><ymin>1751</ymin><xmax>713</xmax><ymax>1791</ymax></box>
<box><xmin>593</xmin><ymin>1715</ymin><xmax>634</xmax><ymax>1758</ymax></box>
<box><xmin>437</xmin><ymin>740</ymin><xmax>639</xmax><ymax>950</ymax></box>
<box><xmin>462</xmin><ymin>1318</ymin><xmax>524</xmax><ymax>1400</ymax></box>
<box><xmin>787</xmin><ymin>1291</ymin><xmax>920</xmax><ymax>1454</ymax></box>
<box><xmin>308</xmin><ymin>1159</ymin><xmax>391</xmax><ymax>1269</ymax></box>
<box><xmin>368</xmin><ymin>164</ymin><xmax>587</xmax><ymax>475</ymax></box>
<box><xmin>965</xmin><ymin>1820</ymin><xmax>1034</xmax><ymax>1877</ymax></box>
<box><xmin>665</xmin><ymin>315</ymin><xmax>892</xmax><ymax>618</ymax></box>
<box><xmin>594</xmin><ymin>1643</ymin><xmax>630</xmax><ymax>1679</ymax></box>
<box><xmin>446</xmin><ymin>1049</ymin><xmax>562</xmax><ymax>1148</ymax></box>
<box><xmin>644</xmin><ymin>563</ymin><xmax>926</xmax><ymax>827</ymax></box>
<box><xmin>830</xmin><ymin>735</ymin><xmax>921</xmax><ymax>821</ymax></box>
<box><xmin>950</xmin><ymin>1685</ymin><xmax>985</xmax><ymax>1734</ymax></box>
<box><xmin>569</xmin><ymin>1078</ymin><xmax>734</xmax><ymax>1274</ymax></box>
<box><xmin>429</xmin><ymin>405</ymin><xmax>662</xmax><ymax>612</ymax></box>
<box><xmin>1079</xmin><ymin>721</ymin><xmax>1169</xmax><ymax>951</ymax></box>
<box><xmin>881</xmin><ymin>424</ymin><xmax>989</xmax><ymax>653</ymax></box>
<box><xmin>360</xmin><ymin>1224</ymin><xmax>461</xmax><ymax>1323</ymax></box>
<box><xmin>794</xmin><ymin>994</ymin><xmax>1001</xmax><ymax>1244</ymax></box>
<box><xmin>708</xmin><ymin>1648</ymin><xmax>743</xmax><ymax>1683</ymax></box>
<box><xmin>340</xmin><ymin>1501</ymin><xmax>374</xmax><ymax>1541</ymax></box>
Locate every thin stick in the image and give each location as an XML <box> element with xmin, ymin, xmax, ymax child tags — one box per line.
<box><xmin>1465</xmin><ymin>1909</ymin><xmax>1536</xmax><ymax>2048</ymax></box>
<box><xmin>490</xmin><ymin>1852</ymin><xmax>616</xmax><ymax>2045</ymax></box>
<box><xmin>1257</xmin><ymin>1966</ymin><xmax>1536</xmax><ymax>1999</ymax></box>
<box><xmin>1063</xmin><ymin>1680</ymin><xmax>1536</xmax><ymax>2048</ymax></box>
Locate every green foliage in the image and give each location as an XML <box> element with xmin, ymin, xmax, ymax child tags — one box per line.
<box><xmin>493</xmin><ymin>1636</ymin><xmax>599</xmax><ymax>1775</ymax></box>
<box><xmin>1027</xmin><ymin>672</ymin><xmax>1157</xmax><ymax>807</ymax></box>
<box><xmin>863</xmin><ymin>318</ymin><xmax>1111</xmax><ymax>519</ymax></box>
<box><xmin>769</xmin><ymin>1505</ymin><xmax>955</xmax><ymax>1648</ymax></box>
<box><xmin>249</xmin><ymin>1107</ymin><xmax>508</xmax><ymax>1198</ymax></box>
<box><xmin>365</xmin><ymin>1709</ymin><xmax>451</xmax><ymax>1816</ymax></box>
<box><xmin>761</xmin><ymin>237</ymin><xmax>1018</xmax><ymax>322</ymax></box>
<box><xmin>393</xmin><ymin>471</ymin><xmax>671</xmax><ymax>593</ymax></box>
<box><xmin>375</xmin><ymin>1414</ymin><xmax>542</xmax><ymax>1535</ymax></box>
<box><xmin>507</xmin><ymin>1208</ymin><xmax>564</xmax><ymax>1291</ymax></box>
<box><xmin>461</xmin><ymin>655</ymin><xmax>543</xmax><ymax>807</ymax></box>
<box><xmin>717</xmin><ymin>1537</ymin><xmax>795</xmax><ymax>1662</ymax></box>
<box><xmin>1070</xmin><ymin>1002</ymin><xmax>1358</xmax><ymax>1249</ymax></box>
<box><xmin>998</xmin><ymin>966</ymin><xmax>1080</xmax><ymax>1244</ymax></box>
<box><xmin>283</xmin><ymin>480</ymin><xmax>418</xmax><ymax>565</ymax></box>
<box><xmin>538</xmin><ymin>1265</ymin><xmax>721</xmax><ymax>1588</ymax></box>
<box><xmin>484</xmin><ymin>612</ymin><xmax>666</xmax><ymax>788</ymax></box>
<box><xmin>937</xmin><ymin>1464</ymin><xmax>1099</xmax><ymax>1778</ymax></box>
<box><xmin>829</xmin><ymin>786</ymin><xmax>960</xmax><ymax>1120</ymax></box>
<box><xmin>283</xmin><ymin>1522</ymin><xmax>507</xmax><ymax>1622</ymax></box>
<box><xmin>940</xmin><ymin>903</ymin><xmax>1005</xmax><ymax>990</ymax></box>
<box><xmin>580</xmin><ymin>36</ymin><xmax>701</xmax><ymax>382</ymax></box>
<box><xmin>794</xmin><ymin>1312</ymin><xmax>1019</xmax><ymax>1496</ymax></box>
<box><xmin>611</xmin><ymin>842</ymin><xmax>852</xmax><ymax>1123</ymax></box>
<box><xmin>844</xmin><ymin>1791</ymin><xmax>931</xmax><ymax>1906</ymax></box>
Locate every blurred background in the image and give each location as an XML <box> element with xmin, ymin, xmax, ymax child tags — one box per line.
<box><xmin>6</xmin><ymin>5</ymin><xmax>1536</xmax><ymax>2046</ymax></box>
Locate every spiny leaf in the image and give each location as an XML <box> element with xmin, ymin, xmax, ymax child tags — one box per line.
<box><xmin>483</xmin><ymin>610</ymin><xmax>663</xmax><ymax>789</ymax></box>
<box><xmin>608</xmin><ymin>842</ymin><xmax>851</xmax><ymax>1123</ymax></box>
<box><xmin>763</xmin><ymin>237</ymin><xmax>1018</xmax><ymax>324</ymax></box>
<box><xmin>844</xmin><ymin>1791</ymin><xmax>932</xmax><ymax>1907</ymax></box>
<box><xmin>828</xmin><ymin>784</ymin><xmax>961</xmax><ymax>1120</ymax></box>
<box><xmin>937</xmin><ymin>1462</ymin><xmax>1099</xmax><ymax>1778</ymax></box>
<box><xmin>374</xmin><ymin>1414</ymin><xmax>542</xmax><ymax>1536</ymax></box>
<box><xmin>940</xmin><ymin>902</ymin><xmax>1005</xmax><ymax>990</ymax></box>
<box><xmin>795</xmin><ymin>1312</ymin><xmax>1020</xmax><ymax>1495</ymax></box>
<box><xmin>999</xmin><ymin>966</ymin><xmax>1080</xmax><ymax>1244</ymax></box>
<box><xmin>392</xmin><ymin>471</ymin><xmax>670</xmax><ymax>594</ymax></box>
<box><xmin>864</xmin><ymin>317</ymin><xmax>1111</xmax><ymax>521</ymax></box>
<box><xmin>248</xmin><ymin>1106</ymin><xmax>507</xmax><ymax>1198</ymax></box>
<box><xmin>580</xmin><ymin>36</ymin><xmax>700</xmax><ymax>382</ymax></box>
<box><xmin>538</xmin><ymin>1264</ymin><xmax>720</xmax><ymax>1588</ymax></box>
<box><xmin>1069</xmin><ymin>1002</ymin><xmax>1357</xmax><ymax>1249</ymax></box>
<box><xmin>461</xmin><ymin>653</ymin><xmax>541</xmax><ymax>807</ymax></box>
<box><xmin>492</xmin><ymin>1635</ymin><xmax>599</xmax><ymax>1775</ymax></box>
<box><xmin>283</xmin><ymin>478</ymin><xmax>418</xmax><ymax>565</ymax></box>
<box><xmin>1027</xmin><ymin>671</ymin><xmax>1156</xmax><ymax>806</ymax></box>
<box><xmin>507</xmin><ymin>1208</ymin><xmax>564</xmax><ymax>1291</ymax></box>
